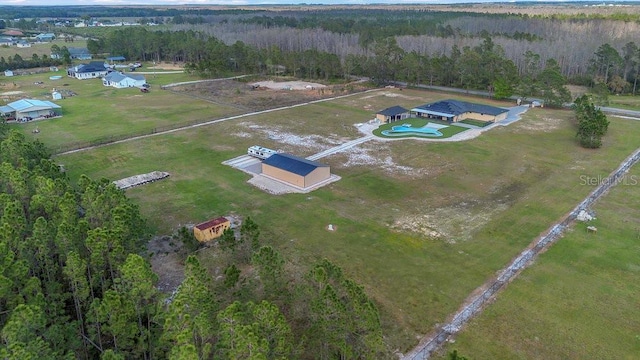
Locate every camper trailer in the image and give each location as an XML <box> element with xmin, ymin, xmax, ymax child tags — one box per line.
<box><xmin>248</xmin><ymin>146</ymin><xmax>277</xmax><ymax>160</ymax></box>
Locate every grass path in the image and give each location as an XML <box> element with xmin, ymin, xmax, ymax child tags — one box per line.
<box><xmin>403</xmin><ymin>147</ymin><xmax>640</xmax><ymax>360</ymax></box>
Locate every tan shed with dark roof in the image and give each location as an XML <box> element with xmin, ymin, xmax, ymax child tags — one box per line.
<box><xmin>193</xmin><ymin>216</ymin><xmax>230</xmax><ymax>242</ymax></box>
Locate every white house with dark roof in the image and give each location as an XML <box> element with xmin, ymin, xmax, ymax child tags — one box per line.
<box><xmin>411</xmin><ymin>99</ymin><xmax>509</xmax><ymax>123</ymax></box>
<box><xmin>0</xmin><ymin>99</ymin><xmax>61</xmax><ymax>121</ymax></box>
<box><xmin>102</xmin><ymin>72</ymin><xmax>146</xmax><ymax>88</ymax></box>
<box><xmin>16</xmin><ymin>40</ymin><xmax>31</xmax><ymax>48</ymax></box>
<box><xmin>67</xmin><ymin>61</ymin><xmax>108</xmax><ymax>80</ymax></box>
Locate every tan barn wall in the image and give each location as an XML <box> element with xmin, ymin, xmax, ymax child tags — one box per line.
<box><xmin>194</xmin><ymin>220</ymin><xmax>230</xmax><ymax>242</ymax></box>
<box><xmin>376</xmin><ymin>114</ymin><xmax>387</xmax><ymax>123</ymax></box>
<box><xmin>457</xmin><ymin>112</ymin><xmax>501</xmax><ymax>122</ymax></box>
<box><xmin>494</xmin><ymin>112</ymin><xmax>508</xmax><ymax>121</ymax></box>
<box><xmin>304</xmin><ymin>167</ymin><xmax>331</xmax><ymax>187</ymax></box>
<box><xmin>263</xmin><ymin>164</ymin><xmax>305</xmax><ymax>188</ymax></box>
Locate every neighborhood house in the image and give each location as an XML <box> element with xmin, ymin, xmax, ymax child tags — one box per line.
<box><xmin>0</xmin><ymin>99</ymin><xmax>61</xmax><ymax>122</ymax></box>
<box><xmin>35</xmin><ymin>33</ymin><xmax>55</xmax><ymax>42</ymax></box>
<box><xmin>193</xmin><ymin>217</ymin><xmax>231</xmax><ymax>242</ymax></box>
<box><xmin>67</xmin><ymin>61</ymin><xmax>109</xmax><ymax>80</ymax></box>
<box><xmin>102</xmin><ymin>72</ymin><xmax>146</xmax><ymax>88</ymax></box>
<box><xmin>411</xmin><ymin>99</ymin><xmax>509</xmax><ymax>123</ymax></box>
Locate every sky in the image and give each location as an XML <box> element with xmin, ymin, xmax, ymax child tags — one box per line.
<box><xmin>0</xmin><ymin>0</ymin><xmax>629</xmax><ymax>5</ymax></box>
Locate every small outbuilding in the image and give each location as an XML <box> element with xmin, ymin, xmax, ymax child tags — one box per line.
<box><xmin>4</xmin><ymin>70</ymin><xmax>13</xmax><ymax>77</ymax></box>
<box><xmin>262</xmin><ymin>153</ymin><xmax>330</xmax><ymax>189</ymax></box>
<box><xmin>376</xmin><ymin>105</ymin><xmax>410</xmax><ymax>123</ymax></box>
<box><xmin>193</xmin><ymin>216</ymin><xmax>231</xmax><ymax>242</ymax></box>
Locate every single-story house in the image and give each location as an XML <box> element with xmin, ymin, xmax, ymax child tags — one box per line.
<box><xmin>52</xmin><ymin>91</ymin><xmax>62</xmax><ymax>100</ymax></box>
<box><xmin>193</xmin><ymin>216</ymin><xmax>231</xmax><ymax>242</ymax></box>
<box><xmin>4</xmin><ymin>70</ymin><xmax>13</xmax><ymax>77</ymax></box>
<box><xmin>0</xmin><ymin>37</ymin><xmax>13</xmax><ymax>46</ymax></box>
<box><xmin>262</xmin><ymin>153</ymin><xmax>330</xmax><ymax>189</ymax></box>
<box><xmin>376</xmin><ymin>105</ymin><xmax>410</xmax><ymax>123</ymax></box>
<box><xmin>411</xmin><ymin>99</ymin><xmax>509</xmax><ymax>123</ymax></box>
<box><xmin>68</xmin><ymin>47</ymin><xmax>92</xmax><ymax>60</ymax></box>
<box><xmin>67</xmin><ymin>61</ymin><xmax>109</xmax><ymax>80</ymax></box>
<box><xmin>102</xmin><ymin>72</ymin><xmax>146</xmax><ymax>88</ymax></box>
<box><xmin>0</xmin><ymin>99</ymin><xmax>61</xmax><ymax>121</ymax></box>
<box><xmin>35</xmin><ymin>33</ymin><xmax>55</xmax><ymax>42</ymax></box>
<box><xmin>16</xmin><ymin>40</ymin><xmax>31</xmax><ymax>48</ymax></box>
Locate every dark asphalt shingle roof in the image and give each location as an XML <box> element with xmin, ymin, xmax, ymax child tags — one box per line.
<box><xmin>263</xmin><ymin>153</ymin><xmax>328</xmax><ymax>176</ymax></box>
<box><xmin>414</xmin><ymin>99</ymin><xmax>508</xmax><ymax>116</ymax></box>
<box><xmin>378</xmin><ymin>105</ymin><xmax>409</xmax><ymax>116</ymax></box>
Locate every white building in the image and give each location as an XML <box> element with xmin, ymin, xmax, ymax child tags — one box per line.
<box><xmin>102</xmin><ymin>72</ymin><xmax>147</xmax><ymax>88</ymax></box>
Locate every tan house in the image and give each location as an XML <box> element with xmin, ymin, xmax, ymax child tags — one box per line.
<box><xmin>411</xmin><ymin>99</ymin><xmax>508</xmax><ymax>123</ymax></box>
<box><xmin>376</xmin><ymin>105</ymin><xmax>410</xmax><ymax>123</ymax></box>
<box><xmin>262</xmin><ymin>153</ymin><xmax>330</xmax><ymax>189</ymax></box>
<box><xmin>193</xmin><ymin>216</ymin><xmax>231</xmax><ymax>242</ymax></box>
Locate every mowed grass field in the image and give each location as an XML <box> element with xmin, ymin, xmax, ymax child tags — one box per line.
<box><xmin>4</xmin><ymin>71</ymin><xmax>242</xmax><ymax>151</ymax></box>
<box><xmin>0</xmin><ymin>39</ymin><xmax>87</xmax><ymax>59</ymax></box>
<box><xmin>439</xmin><ymin>164</ymin><xmax>640</xmax><ymax>359</ymax></box>
<box><xmin>50</xmin><ymin>86</ymin><xmax>640</xmax><ymax>355</ymax></box>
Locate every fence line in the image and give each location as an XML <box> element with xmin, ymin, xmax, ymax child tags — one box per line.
<box><xmin>403</xmin><ymin>147</ymin><xmax>640</xmax><ymax>360</ymax></box>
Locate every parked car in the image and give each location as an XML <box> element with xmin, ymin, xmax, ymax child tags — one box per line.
<box><xmin>140</xmin><ymin>88</ymin><xmax>149</xmax><ymax>93</ymax></box>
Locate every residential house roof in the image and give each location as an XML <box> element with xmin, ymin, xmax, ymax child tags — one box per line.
<box><xmin>35</xmin><ymin>33</ymin><xmax>55</xmax><ymax>40</ymax></box>
<box><xmin>104</xmin><ymin>72</ymin><xmax>146</xmax><ymax>83</ymax></box>
<box><xmin>262</xmin><ymin>153</ymin><xmax>328</xmax><ymax>176</ymax></box>
<box><xmin>0</xmin><ymin>99</ymin><xmax>61</xmax><ymax>113</ymax></box>
<box><xmin>68</xmin><ymin>47</ymin><xmax>90</xmax><ymax>57</ymax></box>
<box><xmin>195</xmin><ymin>217</ymin><xmax>229</xmax><ymax>231</ymax></box>
<box><xmin>75</xmin><ymin>61</ymin><xmax>107</xmax><ymax>73</ymax></box>
<box><xmin>378</xmin><ymin>105</ymin><xmax>409</xmax><ymax>116</ymax></box>
<box><xmin>107</xmin><ymin>56</ymin><xmax>126</xmax><ymax>61</ymax></box>
<box><xmin>412</xmin><ymin>99</ymin><xmax>508</xmax><ymax>117</ymax></box>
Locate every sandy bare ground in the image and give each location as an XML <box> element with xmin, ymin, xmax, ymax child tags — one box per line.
<box><xmin>251</xmin><ymin>80</ymin><xmax>327</xmax><ymax>90</ymax></box>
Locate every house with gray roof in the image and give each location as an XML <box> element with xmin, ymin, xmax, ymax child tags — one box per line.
<box><xmin>0</xmin><ymin>99</ymin><xmax>61</xmax><ymax>122</ymax></box>
<box><xmin>411</xmin><ymin>99</ymin><xmax>508</xmax><ymax>123</ymax></box>
<box><xmin>35</xmin><ymin>33</ymin><xmax>55</xmax><ymax>42</ymax></box>
<box><xmin>102</xmin><ymin>72</ymin><xmax>146</xmax><ymax>88</ymax></box>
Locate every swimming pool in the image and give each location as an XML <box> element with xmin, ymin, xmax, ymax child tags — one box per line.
<box><xmin>381</xmin><ymin>123</ymin><xmax>445</xmax><ymax>137</ymax></box>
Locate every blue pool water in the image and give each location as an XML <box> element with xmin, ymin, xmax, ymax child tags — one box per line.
<box><xmin>381</xmin><ymin>123</ymin><xmax>444</xmax><ymax>137</ymax></box>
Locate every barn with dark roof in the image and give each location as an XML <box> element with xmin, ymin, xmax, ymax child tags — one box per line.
<box><xmin>411</xmin><ymin>99</ymin><xmax>508</xmax><ymax>123</ymax></box>
<box><xmin>262</xmin><ymin>153</ymin><xmax>330</xmax><ymax>189</ymax></box>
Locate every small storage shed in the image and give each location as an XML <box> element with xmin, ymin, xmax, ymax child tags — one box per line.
<box><xmin>193</xmin><ymin>216</ymin><xmax>231</xmax><ymax>242</ymax></box>
<box><xmin>262</xmin><ymin>153</ymin><xmax>330</xmax><ymax>189</ymax></box>
<box><xmin>376</xmin><ymin>105</ymin><xmax>410</xmax><ymax>123</ymax></box>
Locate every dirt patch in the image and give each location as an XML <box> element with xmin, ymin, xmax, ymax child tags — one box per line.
<box><xmin>147</xmin><ymin>62</ymin><xmax>184</xmax><ymax>70</ymax></box>
<box><xmin>147</xmin><ymin>235</ymin><xmax>185</xmax><ymax>292</ymax></box>
<box><xmin>251</xmin><ymin>80</ymin><xmax>327</xmax><ymax>91</ymax></box>
<box><xmin>514</xmin><ymin>116</ymin><xmax>563</xmax><ymax>133</ymax></box>
<box><xmin>170</xmin><ymin>79</ymin><xmax>368</xmax><ymax>111</ymax></box>
<box><xmin>391</xmin><ymin>202</ymin><xmax>509</xmax><ymax>243</ymax></box>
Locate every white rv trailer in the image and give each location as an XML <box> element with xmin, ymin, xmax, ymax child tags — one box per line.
<box><xmin>247</xmin><ymin>146</ymin><xmax>277</xmax><ymax>160</ymax></box>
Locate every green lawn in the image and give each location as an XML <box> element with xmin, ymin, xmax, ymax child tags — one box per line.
<box><xmin>53</xmin><ymin>87</ymin><xmax>640</xmax><ymax>354</ymax></box>
<box><xmin>6</xmin><ymin>71</ymin><xmax>241</xmax><ymax>152</ymax></box>
<box><xmin>373</xmin><ymin>118</ymin><xmax>469</xmax><ymax>139</ymax></box>
<box><xmin>607</xmin><ymin>94</ymin><xmax>640</xmax><ymax>111</ymax></box>
<box><xmin>439</xmin><ymin>165</ymin><xmax>640</xmax><ymax>359</ymax></box>
<box><xmin>0</xmin><ymin>39</ymin><xmax>87</xmax><ymax>60</ymax></box>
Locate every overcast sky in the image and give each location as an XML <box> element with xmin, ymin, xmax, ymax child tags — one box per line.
<box><xmin>0</xmin><ymin>0</ymin><xmax>620</xmax><ymax>5</ymax></box>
